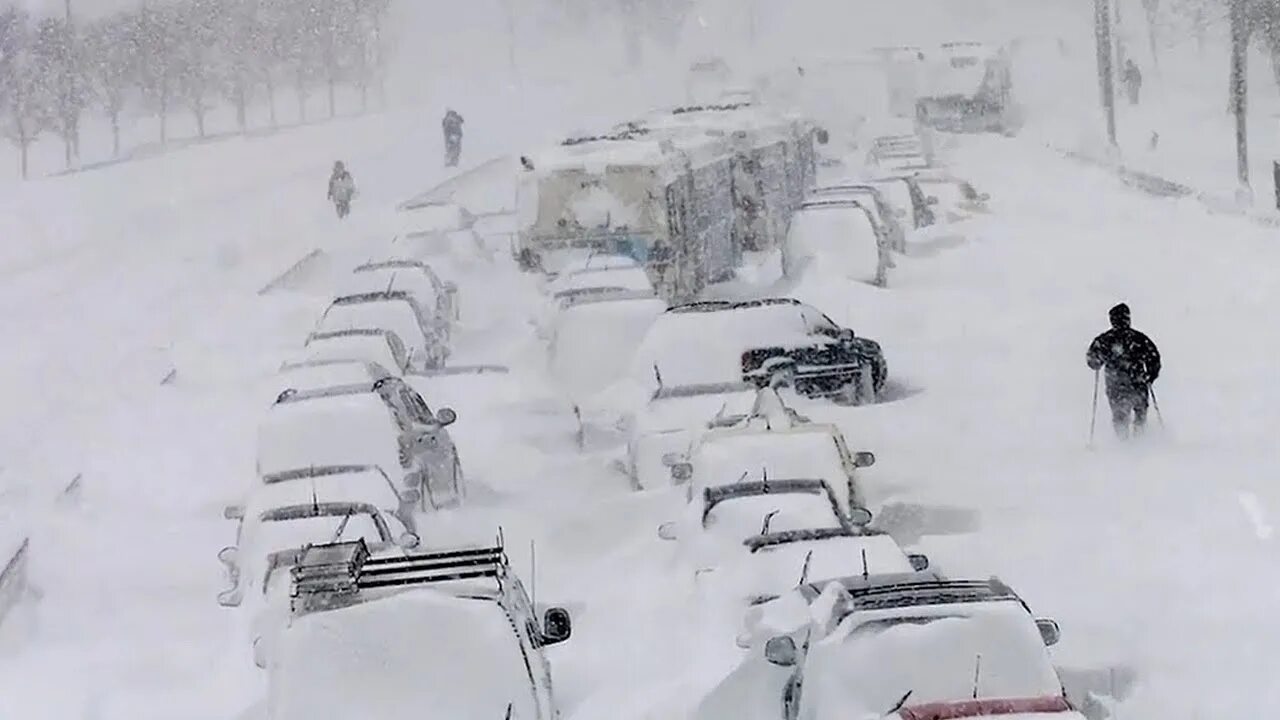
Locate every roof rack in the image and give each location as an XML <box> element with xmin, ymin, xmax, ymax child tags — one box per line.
<box><xmin>744</xmin><ymin>526</ymin><xmax>878</xmax><ymax>552</ymax></box>
<box><xmin>671</xmin><ymin>102</ymin><xmax>753</xmax><ymax>114</ymax></box>
<box><xmin>834</xmin><ymin>577</ymin><xmax>1024</xmax><ymax>612</ymax></box>
<box><xmin>561</xmin><ymin>126</ymin><xmax>651</xmax><ymax>146</ymax></box>
<box><xmin>291</xmin><ymin>539</ymin><xmax>508</xmax><ymax>616</ymax></box>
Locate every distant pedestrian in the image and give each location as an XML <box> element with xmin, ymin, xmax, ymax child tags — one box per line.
<box><xmin>1086</xmin><ymin>303</ymin><xmax>1161</xmax><ymax>439</ymax></box>
<box><xmin>442</xmin><ymin>109</ymin><xmax>464</xmax><ymax>167</ymax></box>
<box><xmin>327</xmin><ymin>161</ymin><xmax>355</xmax><ymax>219</ymax></box>
<box><xmin>1122</xmin><ymin>60</ymin><xmax>1143</xmax><ymax>105</ymax></box>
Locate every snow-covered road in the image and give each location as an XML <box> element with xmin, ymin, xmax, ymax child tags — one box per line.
<box><xmin>3</xmin><ymin>98</ymin><xmax>1279</xmax><ymax>718</ymax></box>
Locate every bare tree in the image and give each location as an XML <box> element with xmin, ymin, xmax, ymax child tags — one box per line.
<box><xmin>0</xmin><ymin>7</ymin><xmax>47</xmax><ymax>178</ymax></box>
<box><xmin>84</xmin><ymin>14</ymin><xmax>139</xmax><ymax>157</ymax></box>
<box><xmin>135</xmin><ymin>5</ymin><xmax>176</xmax><ymax>144</ymax></box>
<box><xmin>33</xmin><ymin>16</ymin><xmax>88</xmax><ymax>169</ymax></box>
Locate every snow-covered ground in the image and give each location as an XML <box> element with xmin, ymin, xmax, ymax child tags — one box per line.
<box><xmin>4</xmin><ymin>3</ymin><xmax>1280</xmax><ymax>717</ymax></box>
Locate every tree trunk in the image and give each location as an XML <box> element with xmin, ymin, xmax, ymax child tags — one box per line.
<box><xmin>265</xmin><ymin>76</ymin><xmax>278</xmax><ymax>128</ymax></box>
<box><xmin>63</xmin><ymin>133</ymin><xmax>72</xmax><ymax>170</ymax></box>
<box><xmin>20</xmin><ymin>139</ymin><xmax>29</xmax><ymax>180</ymax></box>
<box><xmin>235</xmin><ymin>82</ymin><xmax>247</xmax><ymax>132</ymax></box>
<box><xmin>297</xmin><ymin>68</ymin><xmax>307</xmax><ymax>123</ymax></box>
<box><xmin>160</xmin><ymin>87</ymin><xmax>169</xmax><ymax>145</ymax></box>
<box><xmin>111</xmin><ymin>110</ymin><xmax>120</xmax><ymax>157</ymax></box>
<box><xmin>195</xmin><ymin>104</ymin><xmax>206</xmax><ymax>138</ymax></box>
<box><xmin>360</xmin><ymin>82</ymin><xmax>369</xmax><ymax>113</ymax></box>
<box><xmin>328</xmin><ymin>76</ymin><xmax>336</xmax><ymax>119</ymax></box>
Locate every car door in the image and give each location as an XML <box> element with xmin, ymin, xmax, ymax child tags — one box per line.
<box><xmin>505</xmin><ymin>581</ymin><xmax>557</xmax><ymax>719</ymax></box>
<box><xmin>397</xmin><ymin>385</ymin><xmax>460</xmax><ymax>508</ymax></box>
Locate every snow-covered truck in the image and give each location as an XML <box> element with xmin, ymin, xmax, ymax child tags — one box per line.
<box><xmin>516</xmin><ymin>105</ymin><xmax>816</xmax><ymax>304</ymax></box>
<box><xmin>914</xmin><ymin>41</ymin><xmax>1017</xmax><ymax>135</ymax></box>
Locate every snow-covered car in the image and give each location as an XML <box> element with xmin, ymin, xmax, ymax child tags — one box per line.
<box><xmin>341</xmin><ymin>261</ymin><xmax>458</xmax><ymax>341</ymax></box>
<box><xmin>913</xmin><ymin>172</ymin><xmax>991</xmax><ymax>222</ymax></box>
<box><xmin>217</xmin><ymin>474</ymin><xmax>420</xmax><ymax>609</ymax></box>
<box><xmin>298</xmin><ymin>328</ymin><xmax>413</xmax><ymax>377</ymax></box>
<box><xmin>712</xmin><ymin>575</ymin><xmax>1076</xmax><ymax>720</ymax></box>
<box><xmin>863</xmin><ymin>175</ymin><xmax>937</xmax><ymax>230</ymax></box>
<box><xmin>665</xmin><ymin>419</ymin><xmax>877</xmax><ymax>523</ymax></box>
<box><xmin>269</xmin><ymin>539</ymin><xmax>572</xmax><ymax>720</ymax></box>
<box><xmin>633</xmin><ymin>298</ymin><xmax>887</xmax><ymax>404</ymax></box>
<box><xmin>657</xmin><ymin>479</ymin><xmax>873</xmax><ymax>572</ymax></box>
<box><xmin>315</xmin><ymin>290</ymin><xmax>448</xmax><ymax>370</ymax></box>
<box><xmin>809</xmin><ymin>184</ymin><xmax>906</xmax><ymax>252</ymax></box>
<box><xmin>357</xmin><ymin>258</ymin><xmax>459</xmax><ymax>318</ymax></box>
<box><xmin>785</xmin><ymin>199</ymin><xmax>889</xmax><ymax>284</ymax></box>
<box><xmin>257</xmin><ymin>377</ymin><xmax>463</xmax><ymax>512</ymax></box>
<box><xmin>551</xmin><ymin>253</ymin><xmax>641</xmax><ymax>276</ymax></box>
<box><xmin>621</xmin><ymin>381</ymin><xmax>761</xmax><ymax>489</ymax></box>
<box><xmin>548</xmin><ymin>290</ymin><xmax>667</xmax><ymax>400</ymax></box>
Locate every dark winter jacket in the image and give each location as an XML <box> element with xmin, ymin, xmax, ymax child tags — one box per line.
<box><xmin>328</xmin><ymin>170</ymin><xmax>354</xmax><ymax>201</ymax></box>
<box><xmin>1087</xmin><ymin>306</ymin><xmax>1160</xmax><ymax>390</ymax></box>
<box><xmin>442</xmin><ymin>112</ymin><xmax>464</xmax><ymax>139</ymax></box>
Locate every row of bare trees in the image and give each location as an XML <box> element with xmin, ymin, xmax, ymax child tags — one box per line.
<box><xmin>0</xmin><ymin>0</ymin><xmax>393</xmax><ymax>179</ymax></box>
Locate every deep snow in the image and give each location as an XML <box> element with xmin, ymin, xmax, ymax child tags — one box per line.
<box><xmin>4</xmin><ymin>5</ymin><xmax>1280</xmax><ymax>718</ymax></box>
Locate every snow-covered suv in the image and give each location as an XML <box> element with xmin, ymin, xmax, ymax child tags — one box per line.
<box><xmin>702</xmin><ymin>575</ymin><xmax>1079</xmax><ymax>720</ymax></box>
<box><xmin>269</xmin><ymin>539</ymin><xmax>572</xmax><ymax>720</ymax></box>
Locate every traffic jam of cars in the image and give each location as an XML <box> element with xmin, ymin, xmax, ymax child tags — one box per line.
<box><xmin>214</xmin><ymin>80</ymin><xmax>1104</xmax><ymax>720</ymax></box>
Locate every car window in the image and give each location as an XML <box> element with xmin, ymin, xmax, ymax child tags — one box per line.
<box><xmin>800</xmin><ymin>306</ymin><xmax>839</xmax><ymax>334</ymax></box>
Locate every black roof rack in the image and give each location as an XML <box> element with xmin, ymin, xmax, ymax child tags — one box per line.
<box><xmin>744</xmin><ymin>525</ymin><xmax>882</xmax><ymax>552</ymax></box>
<box><xmin>561</xmin><ymin>125</ymin><xmax>651</xmax><ymax>146</ymax></box>
<box><xmin>291</xmin><ymin>539</ymin><xmax>508</xmax><ymax>616</ymax></box>
<box><xmin>671</xmin><ymin>102</ymin><xmax>753</xmax><ymax>114</ymax></box>
<box><xmin>333</xmin><ymin>290</ymin><xmax>414</xmax><ymax>305</ymax></box>
<box><xmin>813</xmin><ymin>576</ymin><xmax>1028</xmax><ymax>614</ymax></box>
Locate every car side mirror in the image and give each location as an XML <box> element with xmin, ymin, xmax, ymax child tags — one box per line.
<box><xmin>657</xmin><ymin>522</ymin><xmax>679</xmax><ymax>541</ymax></box>
<box><xmin>908</xmin><ymin>553</ymin><xmax>930</xmax><ymax>571</ymax></box>
<box><xmin>670</xmin><ymin>463</ymin><xmax>693</xmax><ymax>484</ymax></box>
<box><xmin>398</xmin><ymin>532</ymin><xmax>421</xmax><ymax>549</ymax></box>
<box><xmin>223</xmin><ymin>505</ymin><xmax>244</xmax><ymax>520</ymax></box>
<box><xmin>764</xmin><ymin>636</ymin><xmax>798</xmax><ymax>667</ymax></box>
<box><xmin>660</xmin><ymin>452</ymin><xmax>683</xmax><ymax>467</ymax></box>
<box><xmin>542</xmin><ymin>607</ymin><xmax>572</xmax><ymax>645</ymax></box>
<box><xmin>435</xmin><ymin>407</ymin><xmax>457</xmax><ymax>426</ymax></box>
<box><xmin>927</xmin><ymin>196</ymin><xmax>940</xmax><ymax>206</ymax></box>
<box><xmin>837</xmin><ymin>327</ymin><xmax>856</xmax><ymax>343</ymax></box>
<box><xmin>848</xmin><ymin>506</ymin><xmax>874</xmax><ymax>526</ymax></box>
<box><xmin>217</xmin><ymin>546</ymin><xmax>239</xmax><ymax>568</ymax></box>
<box><xmin>1035</xmin><ymin>618</ymin><xmax>1061</xmax><ymax>646</ymax></box>
<box><xmin>852</xmin><ymin>451</ymin><xmax>876</xmax><ymax>468</ymax></box>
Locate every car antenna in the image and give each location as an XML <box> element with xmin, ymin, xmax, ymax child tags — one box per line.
<box><xmin>310</xmin><ymin>476</ymin><xmax>320</xmax><ymax>515</ymax></box>
<box><xmin>760</xmin><ymin>509</ymin><xmax>780</xmax><ymax>535</ymax></box>
<box><xmin>886</xmin><ymin>689</ymin><xmax>914</xmax><ymax>715</ymax></box>
<box><xmin>798</xmin><ymin>549</ymin><xmax>814</xmax><ymax>586</ymax></box>
<box><xmin>653</xmin><ymin>364</ymin><xmax>663</xmax><ymax>389</ymax></box>
<box><xmin>530</xmin><ymin>539</ymin><xmax>538</xmax><ymax>610</ymax></box>
<box><xmin>505</xmin><ymin>703</ymin><xmax>513</xmax><ymax>720</ymax></box>
<box><xmin>971</xmin><ymin>654</ymin><xmax>983</xmax><ymax>699</ymax></box>
<box><xmin>861</xmin><ymin>548</ymin><xmax>869</xmax><ymax>580</ymax></box>
<box><xmin>761</xmin><ymin>466</ymin><xmax>769</xmax><ymax>492</ymax></box>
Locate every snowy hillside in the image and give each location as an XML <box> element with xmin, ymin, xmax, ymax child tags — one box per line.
<box><xmin>1</xmin><ymin>0</ymin><xmax>1276</xmax><ymax>719</ymax></box>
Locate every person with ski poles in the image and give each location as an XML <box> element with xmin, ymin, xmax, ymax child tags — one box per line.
<box><xmin>442</xmin><ymin>109</ymin><xmax>464</xmax><ymax>167</ymax></box>
<box><xmin>327</xmin><ymin>160</ymin><xmax>356</xmax><ymax>219</ymax></box>
<box><xmin>1086</xmin><ymin>303</ymin><xmax>1161</xmax><ymax>439</ymax></box>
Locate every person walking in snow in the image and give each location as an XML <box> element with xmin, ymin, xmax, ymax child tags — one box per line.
<box><xmin>442</xmin><ymin>109</ymin><xmax>464</xmax><ymax>167</ymax></box>
<box><xmin>1122</xmin><ymin>60</ymin><xmax>1143</xmax><ymax>105</ymax></box>
<box><xmin>1087</xmin><ymin>303</ymin><xmax>1161</xmax><ymax>439</ymax></box>
<box><xmin>327</xmin><ymin>161</ymin><xmax>356</xmax><ymax>219</ymax></box>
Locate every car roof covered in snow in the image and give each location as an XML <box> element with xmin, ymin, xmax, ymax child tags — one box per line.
<box><xmin>257</xmin><ymin>389</ymin><xmax>404</xmax><ymax>479</ymax></box>
<box><xmin>274</xmin><ymin>361</ymin><xmax>394</xmax><ymax>396</ymax></box>
<box><xmin>302</xmin><ymin>329</ymin><xmax>410</xmax><ymax>374</ymax></box>
<box><xmin>527</xmin><ymin>122</ymin><xmax>735</xmax><ymax>181</ymax></box>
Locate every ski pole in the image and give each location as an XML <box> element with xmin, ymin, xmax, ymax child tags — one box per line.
<box><xmin>1149</xmin><ymin>385</ymin><xmax>1165</xmax><ymax>428</ymax></box>
<box><xmin>1088</xmin><ymin>369</ymin><xmax>1100</xmax><ymax>447</ymax></box>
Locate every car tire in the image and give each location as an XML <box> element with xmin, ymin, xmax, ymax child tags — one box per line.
<box><xmin>452</xmin><ymin>457</ymin><xmax>465</xmax><ymax>504</ymax></box>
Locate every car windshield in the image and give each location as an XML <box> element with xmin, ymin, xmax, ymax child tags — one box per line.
<box><xmin>304</xmin><ymin>335</ymin><xmax>403</xmax><ymax>374</ymax></box>
<box><xmin>704</xmin><ymin>491</ymin><xmax>842</xmax><ymax>537</ymax></box>
<box><xmin>319</xmin><ymin>301</ymin><xmax>425</xmax><ymax>350</ymax></box>
<box><xmin>802</xmin><ymin>608</ymin><xmax>1062</xmax><ymax>717</ymax></box>
<box><xmin>253</xmin><ymin>512</ymin><xmax>387</xmax><ymax>561</ymax></box>
<box><xmin>695</xmin><ymin>432</ymin><xmax>852</xmax><ymax>511</ymax></box>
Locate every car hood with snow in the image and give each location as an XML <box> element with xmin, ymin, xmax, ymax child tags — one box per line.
<box><xmin>268</xmin><ymin>589</ymin><xmax>541</xmax><ymax>720</ymax></box>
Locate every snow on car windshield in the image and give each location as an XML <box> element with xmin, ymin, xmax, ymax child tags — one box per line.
<box><xmin>697</xmin><ymin>430</ymin><xmax>846</xmax><ymax>493</ymax></box>
<box><xmin>551</xmin><ymin>296</ymin><xmax>667</xmax><ymax>400</ymax></box>
<box><xmin>302</xmin><ymin>335</ymin><xmax>402</xmax><ymax>374</ymax></box>
<box><xmin>787</xmin><ymin>206</ymin><xmax>881</xmax><ymax>282</ymax></box>
<box><xmin>803</xmin><ymin>606</ymin><xmax>1062</xmax><ymax>720</ymax></box>
<box><xmin>255</xmin><ymin>513</ymin><xmax>385</xmax><ymax>557</ymax></box>
<box><xmin>704</xmin><ymin>491</ymin><xmax>842</xmax><ymax>540</ymax></box>
<box><xmin>632</xmin><ymin>306</ymin><xmax>814</xmax><ymax>387</ymax></box>
<box><xmin>553</xmin><ymin>266</ymin><xmax>653</xmax><ymax>294</ymax></box>
<box><xmin>269</xmin><ymin>589</ymin><xmax>537</xmax><ymax>720</ymax></box>
<box><xmin>257</xmin><ymin>397</ymin><xmax>400</xmax><ymax>479</ymax></box>
<box><xmin>318</xmin><ymin>300</ymin><xmax>425</xmax><ymax>350</ymax></box>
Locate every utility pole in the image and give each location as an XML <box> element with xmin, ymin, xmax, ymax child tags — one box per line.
<box><xmin>1094</xmin><ymin>0</ymin><xmax>1118</xmax><ymax>147</ymax></box>
<box><xmin>1229</xmin><ymin>0</ymin><xmax>1250</xmax><ymax>201</ymax></box>
<box><xmin>63</xmin><ymin>0</ymin><xmax>79</xmax><ymax>169</ymax></box>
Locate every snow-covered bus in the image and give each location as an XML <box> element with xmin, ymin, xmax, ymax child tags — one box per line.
<box><xmin>914</xmin><ymin>41</ymin><xmax>1016</xmax><ymax>134</ymax></box>
<box><xmin>516</xmin><ymin>104</ymin><xmax>816</xmax><ymax>303</ymax></box>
